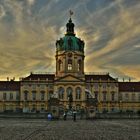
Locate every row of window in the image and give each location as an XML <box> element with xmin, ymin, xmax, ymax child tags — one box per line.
<box><xmin>58</xmin><ymin>59</ymin><xmax>82</xmax><ymax>71</ymax></box>
<box><xmin>2</xmin><ymin>93</ymin><xmax>19</xmax><ymax>100</ymax></box>
<box><xmin>102</xmin><ymin>92</ymin><xmax>115</xmax><ymax>101</ymax></box>
<box><xmin>86</xmin><ymin>85</ymin><xmax>117</xmax><ymax>89</ymax></box>
<box><xmin>24</xmin><ymin>91</ymin><xmax>45</xmax><ymax>100</ymax></box>
<box><xmin>23</xmin><ymin>85</ymin><xmax>53</xmax><ymax>89</ymax></box>
<box><xmin>119</xmin><ymin>93</ymin><xmax>140</xmax><ymax>101</ymax></box>
<box><xmin>58</xmin><ymin>87</ymin><xmax>81</xmax><ymax>100</ymax></box>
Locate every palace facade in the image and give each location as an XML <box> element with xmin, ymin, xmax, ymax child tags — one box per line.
<box><xmin>0</xmin><ymin>17</ymin><xmax>140</xmax><ymax>113</ymax></box>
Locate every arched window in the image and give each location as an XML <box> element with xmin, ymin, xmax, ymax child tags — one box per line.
<box><xmin>58</xmin><ymin>60</ymin><xmax>63</xmax><ymax>71</ymax></box>
<box><xmin>58</xmin><ymin>87</ymin><xmax>64</xmax><ymax>99</ymax></box>
<box><xmin>76</xmin><ymin>87</ymin><xmax>81</xmax><ymax>99</ymax></box>
<box><xmin>24</xmin><ymin>90</ymin><xmax>28</xmax><ymax>100</ymax></box>
<box><xmin>67</xmin><ymin>87</ymin><xmax>73</xmax><ymax>100</ymax></box>
<box><xmin>111</xmin><ymin>91</ymin><xmax>115</xmax><ymax>101</ymax></box>
<box><xmin>68</xmin><ymin>59</ymin><xmax>72</xmax><ymax>70</ymax></box>
<box><xmin>32</xmin><ymin>90</ymin><xmax>36</xmax><ymax>100</ymax></box>
<box><xmin>78</xmin><ymin>60</ymin><xmax>82</xmax><ymax>71</ymax></box>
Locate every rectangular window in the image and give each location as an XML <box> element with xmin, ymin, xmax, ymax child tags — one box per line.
<box><xmin>102</xmin><ymin>83</ymin><xmax>106</xmax><ymax>89</ymax></box>
<box><xmin>3</xmin><ymin>93</ymin><xmax>6</xmax><ymax>100</ymax></box>
<box><xmin>16</xmin><ymin>92</ymin><xmax>20</xmax><ymax>100</ymax></box>
<box><xmin>103</xmin><ymin>92</ymin><xmax>106</xmax><ymax>101</ymax></box>
<box><xmin>32</xmin><ymin>92</ymin><xmax>36</xmax><ymax>100</ymax></box>
<box><xmin>119</xmin><ymin>93</ymin><xmax>122</xmax><ymax>100</ymax></box>
<box><xmin>112</xmin><ymin>93</ymin><xmax>115</xmax><ymax>101</ymax></box>
<box><xmin>10</xmin><ymin>93</ymin><xmax>13</xmax><ymax>100</ymax></box>
<box><xmin>32</xmin><ymin>85</ymin><xmax>36</xmax><ymax>89</ymax></box>
<box><xmin>94</xmin><ymin>83</ymin><xmax>98</xmax><ymax>90</ymax></box>
<box><xmin>132</xmin><ymin>93</ymin><xmax>135</xmax><ymax>101</ymax></box>
<box><xmin>41</xmin><ymin>104</ymin><xmax>45</xmax><ymax>111</ymax></box>
<box><xmin>125</xmin><ymin>93</ymin><xmax>129</xmax><ymax>101</ymax></box>
<box><xmin>68</xmin><ymin>64</ymin><xmax>72</xmax><ymax>70</ymax></box>
<box><xmin>40</xmin><ymin>85</ymin><xmax>45</xmax><ymax>89</ymax></box>
<box><xmin>68</xmin><ymin>59</ymin><xmax>72</xmax><ymax>70</ymax></box>
<box><xmin>32</xmin><ymin>104</ymin><xmax>36</xmax><ymax>112</ymax></box>
<box><xmin>24</xmin><ymin>85</ymin><xmax>28</xmax><ymax>89</ymax></box>
<box><xmin>48</xmin><ymin>85</ymin><xmax>53</xmax><ymax>89</ymax></box>
<box><xmin>49</xmin><ymin>91</ymin><xmax>53</xmax><ymax>99</ymax></box>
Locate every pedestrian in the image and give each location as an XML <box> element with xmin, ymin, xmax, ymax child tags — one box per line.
<box><xmin>73</xmin><ymin>110</ymin><xmax>76</xmax><ymax>121</ymax></box>
<box><xmin>63</xmin><ymin>112</ymin><xmax>67</xmax><ymax>121</ymax></box>
<box><xmin>47</xmin><ymin>113</ymin><xmax>52</xmax><ymax>121</ymax></box>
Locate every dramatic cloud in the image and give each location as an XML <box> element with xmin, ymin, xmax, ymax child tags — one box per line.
<box><xmin>0</xmin><ymin>5</ymin><xmax>5</xmax><ymax>18</ymax></box>
<box><xmin>27</xmin><ymin>0</ymin><xmax>36</xmax><ymax>6</ymax></box>
<box><xmin>0</xmin><ymin>0</ymin><xmax>140</xmax><ymax>81</ymax></box>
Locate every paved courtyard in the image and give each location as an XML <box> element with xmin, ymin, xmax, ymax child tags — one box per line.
<box><xmin>0</xmin><ymin>118</ymin><xmax>140</xmax><ymax>140</ymax></box>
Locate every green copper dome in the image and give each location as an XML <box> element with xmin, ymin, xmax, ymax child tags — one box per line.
<box><xmin>56</xmin><ymin>18</ymin><xmax>84</xmax><ymax>52</ymax></box>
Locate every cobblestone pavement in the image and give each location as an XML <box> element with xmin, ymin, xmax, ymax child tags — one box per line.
<box><xmin>0</xmin><ymin>119</ymin><xmax>140</xmax><ymax>140</ymax></box>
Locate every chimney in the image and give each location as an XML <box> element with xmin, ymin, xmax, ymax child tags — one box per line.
<box><xmin>129</xmin><ymin>78</ymin><xmax>131</xmax><ymax>82</ymax></box>
<box><xmin>13</xmin><ymin>77</ymin><xmax>15</xmax><ymax>81</ymax></box>
<box><xmin>123</xmin><ymin>78</ymin><xmax>124</xmax><ymax>82</ymax></box>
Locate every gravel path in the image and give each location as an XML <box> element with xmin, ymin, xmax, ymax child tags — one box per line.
<box><xmin>0</xmin><ymin>119</ymin><xmax>140</xmax><ymax>140</ymax></box>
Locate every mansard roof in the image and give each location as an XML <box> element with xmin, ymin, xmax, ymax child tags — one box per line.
<box><xmin>85</xmin><ymin>73</ymin><xmax>116</xmax><ymax>82</ymax></box>
<box><xmin>119</xmin><ymin>82</ymin><xmax>140</xmax><ymax>92</ymax></box>
<box><xmin>22</xmin><ymin>73</ymin><xmax>55</xmax><ymax>81</ymax></box>
<box><xmin>0</xmin><ymin>81</ymin><xmax>20</xmax><ymax>91</ymax></box>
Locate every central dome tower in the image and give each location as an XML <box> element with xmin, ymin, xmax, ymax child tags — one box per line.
<box><xmin>55</xmin><ymin>17</ymin><xmax>85</xmax><ymax>78</ymax></box>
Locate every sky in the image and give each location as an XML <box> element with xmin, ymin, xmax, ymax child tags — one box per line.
<box><xmin>0</xmin><ymin>0</ymin><xmax>140</xmax><ymax>81</ymax></box>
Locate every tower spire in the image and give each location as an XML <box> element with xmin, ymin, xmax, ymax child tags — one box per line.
<box><xmin>66</xmin><ymin>10</ymin><xmax>75</xmax><ymax>36</ymax></box>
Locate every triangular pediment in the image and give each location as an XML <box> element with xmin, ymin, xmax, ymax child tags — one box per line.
<box><xmin>55</xmin><ymin>74</ymin><xmax>84</xmax><ymax>82</ymax></box>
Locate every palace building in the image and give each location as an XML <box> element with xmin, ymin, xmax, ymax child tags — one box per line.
<box><xmin>0</xmin><ymin>17</ymin><xmax>140</xmax><ymax>113</ymax></box>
